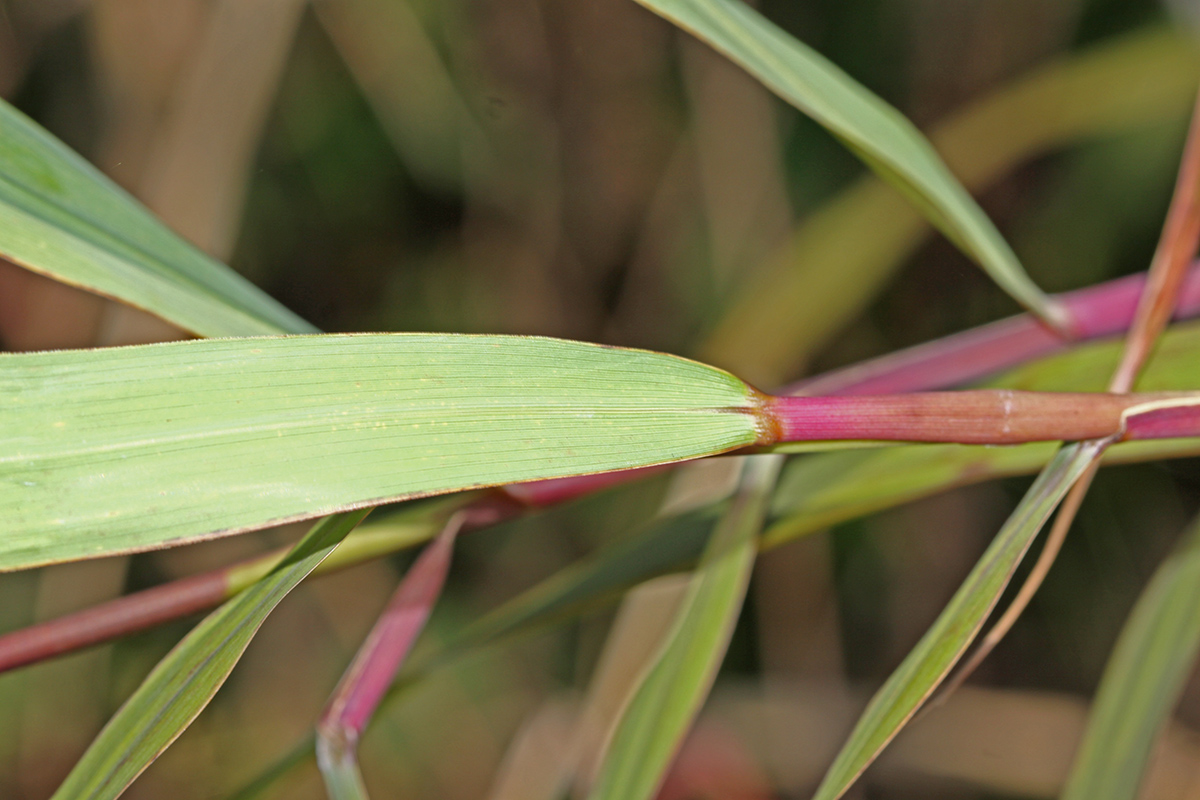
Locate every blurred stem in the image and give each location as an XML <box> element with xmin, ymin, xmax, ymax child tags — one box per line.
<box><xmin>316</xmin><ymin>518</ymin><xmax>463</xmax><ymax>800</ymax></box>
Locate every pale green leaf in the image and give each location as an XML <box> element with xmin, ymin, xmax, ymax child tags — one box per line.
<box><xmin>636</xmin><ymin>0</ymin><xmax>1063</xmax><ymax>329</ymax></box>
<box><xmin>810</xmin><ymin>440</ymin><xmax>1104</xmax><ymax>800</ymax></box>
<box><xmin>50</xmin><ymin>509</ymin><xmax>369</xmax><ymax>800</ymax></box>
<box><xmin>588</xmin><ymin>456</ymin><xmax>779</xmax><ymax>800</ymax></box>
<box><xmin>1</xmin><ymin>334</ymin><xmax>759</xmax><ymax>570</ymax></box>
<box><xmin>0</xmin><ymin>99</ymin><xmax>310</xmax><ymax>337</ymax></box>
<box><xmin>1061</xmin><ymin>513</ymin><xmax>1200</xmax><ymax>800</ymax></box>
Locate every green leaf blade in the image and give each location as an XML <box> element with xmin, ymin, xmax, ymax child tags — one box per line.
<box><xmin>50</xmin><ymin>509</ymin><xmax>370</xmax><ymax>800</ymax></box>
<box><xmin>1</xmin><ymin>334</ymin><xmax>758</xmax><ymax>570</ymax></box>
<box><xmin>588</xmin><ymin>456</ymin><xmax>779</xmax><ymax>800</ymax></box>
<box><xmin>811</xmin><ymin>440</ymin><xmax>1104</xmax><ymax>800</ymax></box>
<box><xmin>637</xmin><ymin>0</ymin><xmax>1062</xmax><ymax>327</ymax></box>
<box><xmin>1062</xmin><ymin>514</ymin><xmax>1200</xmax><ymax>800</ymax></box>
<box><xmin>0</xmin><ymin>100</ymin><xmax>312</xmax><ymax>337</ymax></box>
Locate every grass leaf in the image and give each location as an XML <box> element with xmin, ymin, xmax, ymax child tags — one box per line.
<box><xmin>701</xmin><ymin>27</ymin><xmax>1199</xmax><ymax>383</ymax></box>
<box><xmin>587</xmin><ymin>455</ymin><xmax>778</xmax><ymax>800</ymax></box>
<box><xmin>0</xmin><ymin>100</ymin><xmax>311</xmax><ymax>337</ymax></box>
<box><xmin>1</xmin><ymin>334</ymin><xmax>758</xmax><ymax>570</ymax></box>
<box><xmin>810</xmin><ymin>440</ymin><xmax>1104</xmax><ymax>800</ymax></box>
<box><xmin>635</xmin><ymin>0</ymin><xmax>1063</xmax><ymax>328</ymax></box>
<box><xmin>1061</xmin><ymin>513</ymin><xmax>1200</xmax><ymax>800</ymax></box>
<box><xmin>49</xmin><ymin>509</ymin><xmax>369</xmax><ymax>800</ymax></box>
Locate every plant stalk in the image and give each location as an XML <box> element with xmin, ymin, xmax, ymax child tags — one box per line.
<box><xmin>5</xmin><ymin>267</ymin><xmax>1200</xmax><ymax>674</ymax></box>
<box><xmin>761</xmin><ymin>390</ymin><xmax>1200</xmax><ymax>446</ymax></box>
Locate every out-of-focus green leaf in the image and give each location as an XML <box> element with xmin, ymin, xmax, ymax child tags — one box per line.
<box><xmin>588</xmin><ymin>456</ymin><xmax>778</xmax><ymax>800</ymax></box>
<box><xmin>0</xmin><ymin>334</ymin><xmax>759</xmax><ymax>570</ymax></box>
<box><xmin>810</xmin><ymin>440</ymin><xmax>1105</xmax><ymax>800</ymax></box>
<box><xmin>414</xmin><ymin>510</ymin><xmax>719</xmax><ymax>674</ymax></box>
<box><xmin>0</xmin><ymin>100</ymin><xmax>311</xmax><ymax>338</ymax></box>
<box><xmin>50</xmin><ymin>509</ymin><xmax>369</xmax><ymax>800</ymax></box>
<box><xmin>765</xmin><ymin>437</ymin><xmax>1200</xmax><ymax>549</ymax></box>
<box><xmin>637</xmin><ymin>0</ymin><xmax>1063</xmax><ymax>335</ymax></box>
<box><xmin>982</xmin><ymin>318</ymin><xmax>1200</xmax><ymax>393</ymax></box>
<box><xmin>315</xmin><ymin>0</ymin><xmax>469</xmax><ymax>193</ymax></box>
<box><xmin>1061</xmin><ymin>513</ymin><xmax>1200</xmax><ymax>800</ymax></box>
<box><xmin>702</xmin><ymin>28</ymin><xmax>1200</xmax><ymax>384</ymax></box>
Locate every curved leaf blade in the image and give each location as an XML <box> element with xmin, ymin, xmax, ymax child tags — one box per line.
<box><xmin>50</xmin><ymin>509</ymin><xmax>369</xmax><ymax>800</ymax></box>
<box><xmin>636</xmin><ymin>0</ymin><xmax>1064</xmax><ymax>328</ymax></box>
<box><xmin>1062</xmin><ymin>513</ymin><xmax>1200</xmax><ymax>800</ymax></box>
<box><xmin>0</xmin><ymin>99</ymin><xmax>311</xmax><ymax>337</ymax></box>
<box><xmin>810</xmin><ymin>440</ymin><xmax>1105</xmax><ymax>800</ymax></box>
<box><xmin>1</xmin><ymin>334</ymin><xmax>758</xmax><ymax>570</ymax></box>
<box><xmin>588</xmin><ymin>456</ymin><xmax>778</xmax><ymax>800</ymax></box>
<box><xmin>702</xmin><ymin>27</ymin><xmax>1200</xmax><ymax>383</ymax></box>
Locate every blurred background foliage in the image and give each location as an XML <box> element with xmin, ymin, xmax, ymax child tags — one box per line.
<box><xmin>2</xmin><ymin>0</ymin><xmax>1200</xmax><ymax>797</ymax></box>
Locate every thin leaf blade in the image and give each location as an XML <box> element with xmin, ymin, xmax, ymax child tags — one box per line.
<box><xmin>636</xmin><ymin>0</ymin><xmax>1063</xmax><ymax>328</ymax></box>
<box><xmin>50</xmin><ymin>509</ymin><xmax>370</xmax><ymax>800</ymax></box>
<box><xmin>701</xmin><ymin>28</ymin><xmax>1200</xmax><ymax>383</ymax></box>
<box><xmin>1062</xmin><ymin>513</ymin><xmax>1200</xmax><ymax>800</ymax></box>
<box><xmin>0</xmin><ymin>99</ymin><xmax>310</xmax><ymax>337</ymax></box>
<box><xmin>811</xmin><ymin>440</ymin><xmax>1105</xmax><ymax>800</ymax></box>
<box><xmin>587</xmin><ymin>455</ymin><xmax>779</xmax><ymax>800</ymax></box>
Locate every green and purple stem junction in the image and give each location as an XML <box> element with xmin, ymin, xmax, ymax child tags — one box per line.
<box><xmin>4</xmin><ymin>265</ymin><xmax>1200</xmax><ymax>675</ymax></box>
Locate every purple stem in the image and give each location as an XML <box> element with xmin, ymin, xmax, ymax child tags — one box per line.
<box><xmin>317</xmin><ymin>517</ymin><xmax>461</xmax><ymax>757</ymax></box>
<box><xmin>765</xmin><ymin>390</ymin><xmax>1200</xmax><ymax>446</ymax></box>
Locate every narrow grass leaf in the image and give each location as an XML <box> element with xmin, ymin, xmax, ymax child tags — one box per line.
<box><xmin>0</xmin><ymin>334</ymin><xmax>761</xmax><ymax>570</ymax></box>
<box><xmin>0</xmin><ymin>100</ymin><xmax>310</xmax><ymax>337</ymax></box>
<box><xmin>50</xmin><ymin>509</ymin><xmax>370</xmax><ymax>800</ymax></box>
<box><xmin>701</xmin><ymin>28</ymin><xmax>1199</xmax><ymax>383</ymax></box>
<box><xmin>636</xmin><ymin>0</ymin><xmax>1063</xmax><ymax>328</ymax></box>
<box><xmin>1062</xmin><ymin>513</ymin><xmax>1200</xmax><ymax>800</ymax></box>
<box><xmin>587</xmin><ymin>455</ymin><xmax>779</xmax><ymax>800</ymax></box>
<box><xmin>810</xmin><ymin>440</ymin><xmax>1104</xmax><ymax>800</ymax></box>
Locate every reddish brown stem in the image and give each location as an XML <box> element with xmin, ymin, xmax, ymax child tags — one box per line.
<box><xmin>317</xmin><ymin>518</ymin><xmax>461</xmax><ymax>796</ymax></box>
<box><xmin>1111</xmin><ymin>90</ymin><xmax>1200</xmax><ymax>392</ymax></box>
<box><xmin>765</xmin><ymin>390</ymin><xmax>1198</xmax><ymax>446</ymax></box>
<box><xmin>0</xmin><ymin>570</ymin><xmax>229</xmax><ymax>672</ymax></box>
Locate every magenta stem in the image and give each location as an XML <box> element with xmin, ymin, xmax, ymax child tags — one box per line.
<box><xmin>765</xmin><ymin>390</ymin><xmax>1200</xmax><ymax>446</ymax></box>
<box><xmin>318</xmin><ymin>521</ymin><xmax>459</xmax><ymax>746</ymax></box>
